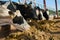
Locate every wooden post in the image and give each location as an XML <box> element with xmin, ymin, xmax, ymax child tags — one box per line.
<box><xmin>43</xmin><ymin>0</ymin><xmax>46</xmax><ymax>10</ymax></box>
<box><xmin>55</xmin><ymin>0</ymin><xmax>58</xmax><ymax>17</ymax></box>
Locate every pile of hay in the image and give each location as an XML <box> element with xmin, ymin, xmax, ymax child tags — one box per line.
<box><xmin>5</xmin><ymin>20</ymin><xmax>60</xmax><ymax>40</ymax></box>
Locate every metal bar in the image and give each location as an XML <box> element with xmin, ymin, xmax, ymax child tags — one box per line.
<box><xmin>55</xmin><ymin>0</ymin><xmax>58</xmax><ymax>17</ymax></box>
<box><xmin>43</xmin><ymin>0</ymin><xmax>46</xmax><ymax>10</ymax></box>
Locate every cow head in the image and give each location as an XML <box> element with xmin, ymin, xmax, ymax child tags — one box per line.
<box><xmin>11</xmin><ymin>10</ymin><xmax>30</xmax><ymax>31</ymax></box>
<box><xmin>11</xmin><ymin>10</ymin><xmax>24</xmax><ymax>25</ymax></box>
<box><xmin>0</xmin><ymin>1</ymin><xmax>30</xmax><ymax>31</ymax></box>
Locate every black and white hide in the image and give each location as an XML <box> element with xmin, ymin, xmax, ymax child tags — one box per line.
<box><xmin>0</xmin><ymin>1</ymin><xmax>40</xmax><ymax>20</ymax></box>
<box><xmin>43</xmin><ymin>10</ymin><xmax>49</xmax><ymax>20</ymax></box>
<box><xmin>34</xmin><ymin>6</ymin><xmax>46</xmax><ymax>20</ymax></box>
<box><xmin>34</xmin><ymin>6</ymin><xmax>49</xmax><ymax>20</ymax></box>
<box><xmin>0</xmin><ymin>1</ymin><xmax>16</xmax><ymax>12</ymax></box>
<box><xmin>39</xmin><ymin>10</ymin><xmax>46</xmax><ymax>20</ymax></box>
<box><xmin>35</xmin><ymin>7</ymin><xmax>42</xmax><ymax>20</ymax></box>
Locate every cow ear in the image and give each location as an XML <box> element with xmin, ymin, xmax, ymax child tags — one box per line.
<box><xmin>3</xmin><ymin>2</ymin><xmax>10</xmax><ymax>8</ymax></box>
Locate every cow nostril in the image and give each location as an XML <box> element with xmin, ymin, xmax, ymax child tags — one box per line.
<box><xmin>13</xmin><ymin>16</ymin><xmax>24</xmax><ymax>25</ymax></box>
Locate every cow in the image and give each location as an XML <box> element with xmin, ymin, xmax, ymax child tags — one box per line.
<box><xmin>34</xmin><ymin>6</ymin><xmax>49</xmax><ymax>20</ymax></box>
<box><xmin>0</xmin><ymin>1</ymin><xmax>30</xmax><ymax>31</ymax></box>
<box><xmin>10</xmin><ymin>1</ymin><xmax>49</xmax><ymax>21</ymax></box>
<box><xmin>2</xmin><ymin>1</ymin><xmax>38</xmax><ymax>20</ymax></box>
<box><xmin>15</xmin><ymin>2</ymin><xmax>38</xmax><ymax>20</ymax></box>
<box><xmin>0</xmin><ymin>1</ymin><xmax>49</xmax><ymax>21</ymax></box>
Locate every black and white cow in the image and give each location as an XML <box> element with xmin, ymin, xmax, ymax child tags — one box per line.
<box><xmin>0</xmin><ymin>1</ymin><xmax>30</xmax><ymax>31</ymax></box>
<box><xmin>10</xmin><ymin>1</ymin><xmax>49</xmax><ymax>21</ymax></box>
<box><xmin>34</xmin><ymin>6</ymin><xmax>49</xmax><ymax>20</ymax></box>
<box><xmin>0</xmin><ymin>1</ymin><xmax>49</xmax><ymax>21</ymax></box>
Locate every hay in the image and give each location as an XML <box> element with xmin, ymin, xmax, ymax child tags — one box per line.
<box><xmin>5</xmin><ymin>20</ymin><xmax>60</xmax><ymax>40</ymax></box>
